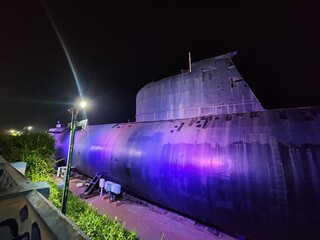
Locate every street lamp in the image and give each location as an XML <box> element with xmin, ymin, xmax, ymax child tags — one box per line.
<box><xmin>61</xmin><ymin>100</ymin><xmax>88</xmax><ymax>214</ymax></box>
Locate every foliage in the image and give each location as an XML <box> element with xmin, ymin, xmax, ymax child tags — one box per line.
<box><xmin>1</xmin><ymin>132</ymin><xmax>55</xmax><ymax>163</ymax></box>
<box><xmin>66</xmin><ymin>194</ymin><xmax>137</xmax><ymax>240</ymax></box>
<box><xmin>1</xmin><ymin>132</ymin><xmax>56</xmax><ymax>181</ymax></box>
<box><xmin>46</xmin><ymin>180</ymin><xmax>137</xmax><ymax>239</ymax></box>
<box><xmin>1</xmin><ymin>132</ymin><xmax>138</xmax><ymax>240</ymax></box>
<box><xmin>48</xmin><ymin>180</ymin><xmax>63</xmax><ymax>209</ymax></box>
<box><xmin>0</xmin><ymin>134</ymin><xmax>16</xmax><ymax>159</ymax></box>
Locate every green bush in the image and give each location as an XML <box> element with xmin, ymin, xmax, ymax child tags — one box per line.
<box><xmin>66</xmin><ymin>194</ymin><xmax>137</xmax><ymax>240</ymax></box>
<box><xmin>2</xmin><ymin>132</ymin><xmax>55</xmax><ymax>163</ymax></box>
<box><xmin>0</xmin><ymin>134</ymin><xmax>16</xmax><ymax>159</ymax></box>
<box><xmin>46</xmin><ymin>177</ymin><xmax>137</xmax><ymax>239</ymax></box>
<box><xmin>1</xmin><ymin>132</ymin><xmax>56</xmax><ymax>181</ymax></box>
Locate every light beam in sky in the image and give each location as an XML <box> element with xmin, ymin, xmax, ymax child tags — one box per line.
<box><xmin>42</xmin><ymin>2</ymin><xmax>87</xmax><ymax>118</ymax></box>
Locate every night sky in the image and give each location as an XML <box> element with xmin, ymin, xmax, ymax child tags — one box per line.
<box><xmin>0</xmin><ymin>1</ymin><xmax>319</xmax><ymax>132</ymax></box>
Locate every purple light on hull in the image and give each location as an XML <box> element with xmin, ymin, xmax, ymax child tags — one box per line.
<box><xmin>50</xmin><ymin>107</ymin><xmax>320</xmax><ymax>240</ymax></box>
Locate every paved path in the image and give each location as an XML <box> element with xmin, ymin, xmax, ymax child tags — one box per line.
<box><xmin>59</xmin><ymin>176</ymin><xmax>235</xmax><ymax>240</ymax></box>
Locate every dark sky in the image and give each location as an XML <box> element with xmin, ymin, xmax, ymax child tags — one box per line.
<box><xmin>0</xmin><ymin>0</ymin><xmax>319</xmax><ymax>131</ymax></box>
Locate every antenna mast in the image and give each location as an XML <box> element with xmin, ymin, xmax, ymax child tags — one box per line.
<box><xmin>188</xmin><ymin>52</ymin><xmax>192</xmax><ymax>72</ymax></box>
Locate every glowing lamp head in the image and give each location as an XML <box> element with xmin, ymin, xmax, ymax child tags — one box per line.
<box><xmin>79</xmin><ymin>100</ymin><xmax>87</xmax><ymax>109</ymax></box>
<box><xmin>78</xmin><ymin>100</ymin><xmax>88</xmax><ymax>109</ymax></box>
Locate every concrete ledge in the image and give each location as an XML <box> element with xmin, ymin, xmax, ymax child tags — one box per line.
<box><xmin>26</xmin><ymin>190</ymin><xmax>89</xmax><ymax>240</ymax></box>
<box><xmin>0</xmin><ymin>156</ymin><xmax>89</xmax><ymax>240</ymax></box>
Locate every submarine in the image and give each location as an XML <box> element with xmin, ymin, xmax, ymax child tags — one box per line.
<box><xmin>49</xmin><ymin>52</ymin><xmax>320</xmax><ymax>240</ymax></box>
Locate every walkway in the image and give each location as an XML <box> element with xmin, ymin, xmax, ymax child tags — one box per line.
<box><xmin>57</xmin><ymin>174</ymin><xmax>235</xmax><ymax>240</ymax></box>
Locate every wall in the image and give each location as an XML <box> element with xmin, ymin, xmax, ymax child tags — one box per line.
<box><xmin>0</xmin><ymin>157</ymin><xmax>89</xmax><ymax>240</ymax></box>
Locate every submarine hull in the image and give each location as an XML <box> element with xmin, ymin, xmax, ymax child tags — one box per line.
<box><xmin>51</xmin><ymin>106</ymin><xmax>320</xmax><ymax>240</ymax></box>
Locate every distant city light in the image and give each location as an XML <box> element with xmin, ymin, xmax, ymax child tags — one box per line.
<box><xmin>7</xmin><ymin>129</ymin><xmax>21</xmax><ymax>136</ymax></box>
<box><xmin>23</xmin><ymin>126</ymin><xmax>33</xmax><ymax>132</ymax></box>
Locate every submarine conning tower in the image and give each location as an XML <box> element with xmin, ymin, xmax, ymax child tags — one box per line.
<box><xmin>136</xmin><ymin>51</ymin><xmax>264</xmax><ymax>122</ymax></box>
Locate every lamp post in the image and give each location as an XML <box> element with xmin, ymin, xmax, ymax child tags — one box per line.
<box><xmin>61</xmin><ymin>107</ymin><xmax>79</xmax><ymax>214</ymax></box>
